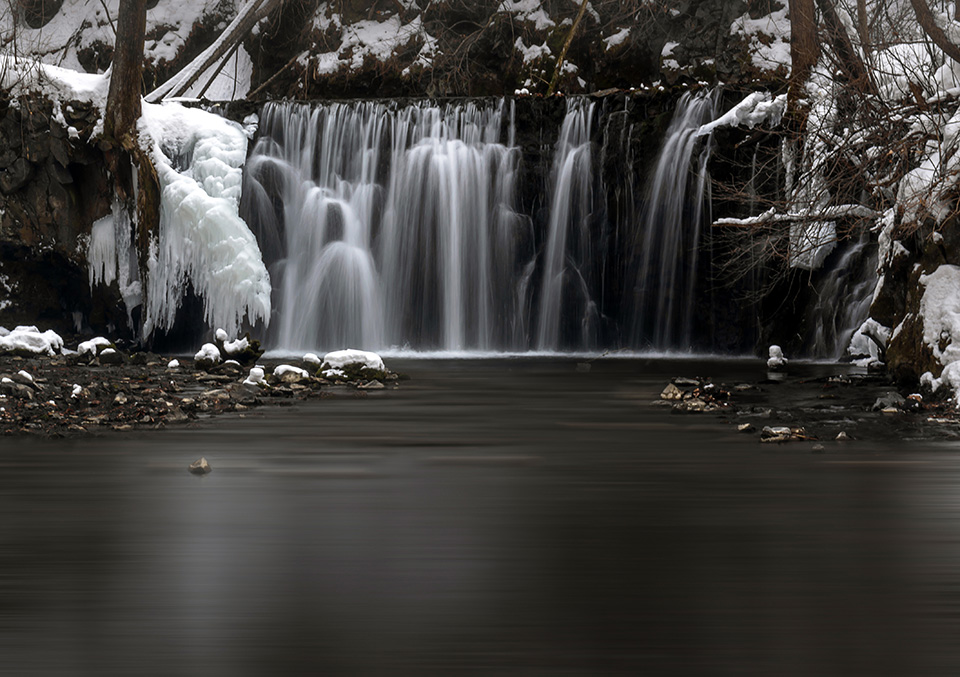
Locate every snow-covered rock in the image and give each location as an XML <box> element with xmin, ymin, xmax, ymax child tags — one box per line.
<box><xmin>78</xmin><ymin>336</ymin><xmax>112</xmax><ymax>356</ymax></box>
<box><xmin>322</xmin><ymin>349</ymin><xmax>385</xmax><ymax>372</ymax></box>
<box><xmin>0</xmin><ymin>326</ymin><xmax>64</xmax><ymax>356</ymax></box>
<box><xmin>273</xmin><ymin>364</ymin><xmax>309</xmax><ymax>382</ymax></box>
<box><xmin>194</xmin><ymin>343</ymin><xmax>222</xmax><ymax>368</ymax></box>
<box><xmin>767</xmin><ymin>345</ymin><xmax>787</xmax><ymax>369</ymax></box>
<box><xmin>242</xmin><ymin>366</ymin><xmax>266</xmax><ymax>386</ymax></box>
<box><xmin>303</xmin><ymin>352</ymin><xmax>322</xmax><ymax>366</ymax></box>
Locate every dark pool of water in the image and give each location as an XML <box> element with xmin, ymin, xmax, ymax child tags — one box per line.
<box><xmin>2</xmin><ymin>358</ymin><xmax>960</xmax><ymax>675</ymax></box>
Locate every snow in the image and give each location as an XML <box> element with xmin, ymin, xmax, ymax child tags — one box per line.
<box><xmin>0</xmin><ymin>55</ymin><xmax>109</xmax><ymax>113</ymax></box>
<box><xmin>182</xmin><ymin>46</ymin><xmax>254</xmax><ymax>101</ymax></box>
<box><xmin>223</xmin><ymin>337</ymin><xmax>250</xmax><ymax>355</ymax></box>
<box><xmin>848</xmin><ymin>318</ymin><xmax>890</xmax><ymax>361</ymax></box>
<box><xmin>273</xmin><ymin>364</ymin><xmax>309</xmax><ymax>379</ymax></box>
<box><xmin>920</xmin><ymin>266</ymin><xmax>960</xmax><ymax>375</ymax></box>
<box><xmin>78</xmin><ymin>336</ymin><xmax>112</xmax><ymax>356</ymax></box>
<box><xmin>138</xmin><ymin>101</ymin><xmax>271</xmax><ymax>337</ymax></box>
<box><xmin>0</xmin><ymin>326</ymin><xmax>63</xmax><ymax>356</ymax></box>
<box><xmin>497</xmin><ymin>0</ymin><xmax>555</xmax><ymax>31</ymax></box>
<box><xmin>17</xmin><ymin>370</ymin><xmax>34</xmax><ymax>383</ymax></box>
<box><xmin>0</xmin><ymin>0</ymin><xmax>222</xmax><ymax>74</ymax></box>
<box><xmin>514</xmin><ymin>38</ymin><xmax>551</xmax><ymax>64</ymax></box>
<box><xmin>303</xmin><ymin>353</ymin><xmax>322</xmax><ymax>366</ymax></box>
<box><xmin>322</xmin><ymin>349</ymin><xmax>385</xmax><ymax>371</ymax></box>
<box><xmin>729</xmin><ymin>4</ymin><xmax>791</xmax><ymax>72</ymax></box>
<box><xmin>697</xmin><ymin>92</ymin><xmax>786</xmax><ymax>137</ymax></box>
<box><xmin>767</xmin><ymin>344</ymin><xmax>787</xmax><ymax>368</ymax></box>
<box><xmin>71</xmin><ymin>384</ymin><xmax>83</xmax><ymax>398</ymax></box>
<box><xmin>897</xmin><ymin>108</ymin><xmax>960</xmax><ymax>225</ymax></box>
<box><xmin>242</xmin><ymin>366</ymin><xmax>266</xmax><ymax>386</ymax></box>
<box><xmin>195</xmin><ymin>343</ymin><xmax>223</xmax><ymax>364</ymax></box>
<box><xmin>603</xmin><ymin>28</ymin><xmax>630</xmax><ymax>51</ymax></box>
<box><xmin>167</xmin><ymin>359</ymin><xmax>181</xmax><ymax>369</ymax></box>
<box><xmin>215</xmin><ymin>328</ymin><xmax>230</xmax><ymax>342</ymax></box>
<box><xmin>309</xmin><ymin>14</ymin><xmax>438</xmax><ymax>77</ymax></box>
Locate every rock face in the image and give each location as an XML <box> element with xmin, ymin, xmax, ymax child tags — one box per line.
<box><xmin>0</xmin><ymin>95</ymin><xmax>124</xmax><ymax>339</ymax></box>
<box><xmin>873</xmin><ymin>214</ymin><xmax>960</xmax><ymax>386</ymax></box>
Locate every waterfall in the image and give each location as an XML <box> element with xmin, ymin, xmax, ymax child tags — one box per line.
<box><xmin>242</xmin><ymin>100</ymin><xmax>523</xmax><ymax>352</ymax></box>
<box><xmin>535</xmin><ymin>98</ymin><xmax>597</xmax><ymax>351</ymax></box>
<box><xmin>628</xmin><ymin>89</ymin><xmax>719</xmax><ymax>350</ymax></box>
<box><xmin>806</xmin><ymin>235</ymin><xmax>879</xmax><ymax>358</ymax></box>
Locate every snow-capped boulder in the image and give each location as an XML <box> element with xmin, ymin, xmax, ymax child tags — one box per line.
<box><xmin>766</xmin><ymin>345</ymin><xmax>787</xmax><ymax>369</ymax></box>
<box><xmin>320</xmin><ymin>349</ymin><xmax>386</xmax><ymax>380</ymax></box>
<box><xmin>194</xmin><ymin>343</ymin><xmax>222</xmax><ymax>370</ymax></box>
<box><xmin>273</xmin><ymin>364</ymin><xmax>309</xmax><ymax>383</ymax></box>
<box><xmin>0</xmin><ymin>326</ymin><xmax>64</xmax><ymax>356</ymax></box>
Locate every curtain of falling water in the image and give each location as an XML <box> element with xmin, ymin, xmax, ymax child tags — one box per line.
<box><xmin>535</xmin><ymin>98</ymin><xmax>597</xmax><ymax>352</ymax></box>
<box><xmin>628</xmin><ymin>89</ymin><xmax>719</xmax><ymax>351</ymax></box>
<box><xmin>242</xmin><ymin>100</ymin><xmax>523</xmax><ymax>352</ymax></box>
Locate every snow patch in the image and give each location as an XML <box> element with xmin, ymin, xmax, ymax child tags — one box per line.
<box><xmin>0</xmin><ymin>326</ymin><xmax>63</xmax><ymax>356</ymax></box>
<box><xmin>322</xmin><ymin>349</ymin><xmax>385</xmax><ymax>371</ymax></box>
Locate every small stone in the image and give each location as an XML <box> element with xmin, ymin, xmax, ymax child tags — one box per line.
<box><xmin>660</xmin><ymin>383</ymin><xmax>683</xmax><ymax>400</ymax></box>
<box><xmin>836</xmin><ymin>431</ymin><xmax>850</xmax><ymax>441</ymax></box>
<box><xmin>98</xmin><ymin>349</ymin><xmax>124</xmax><ymax>365</ymax></box>
<box><xmin>673</xmin><ymin>377</ymin><xmax>699</xmax><ymax>387</ymax></box>
<box><xmin>113</xmin><ymin>392</ymin><xmax>128</xmax><ymax>406</ymax></box>
<box><xmin>880</xmin><ymin>406</ymin><xmax>899</xmax><ymax>414</ymax></box>
<box><xmin>737</xmin><ymin>423</ymin><xmax>756</xmax><ymax>433</ymax></box>
<box><xmin>188</xmin><ymin>457</ymin><xmax>212</xmax><ymax>475</ymax></box>
<box><xmin>812</xmin><ymin>443</ymin><xmax>825</xmax><ymax>453</ymax></box>
<box><xmin>358</xmin><ymin>380</ymin><xmax>385</xmax><ymax>390</ymax></box>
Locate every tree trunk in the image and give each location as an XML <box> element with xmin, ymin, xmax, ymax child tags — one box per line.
<box><xmin>547</xmin><ymin>0</ymin><xmax>589</xmax><ymax>96</ymax></box>
<box><xmin>788</xmin><ymin>0</ymin><xmax>819</xmax><ymax>116</ymax></box>
<box><xmin>911</xmin><ymin>0</ymin><xmax>960</xmax><ymax>65</ymax></box>
<box><xmin>103</xmin><ymin>0</ymin><xmax>147</xmax><ymax>147</ymax></box>
<box><xmin>816</xmin><ymin>0</ymin><xmax>877</xmax><ymax>95</ymax></box>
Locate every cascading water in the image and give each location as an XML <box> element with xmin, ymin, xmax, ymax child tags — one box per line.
<box><xmin>805</xmin><ymin>235</ymin><xmax>879</xmax><ymax>358</ymax></box>
<box><xmin>535</xmin><ymin>98</ymin><xmax>598</xmax><ymax>351</ymax></box>
<box><xmin>628</xmin><ymin>89</ymin><xmax>719</xmax><ymax>350</ymax></box>
<box><xmin>242</xmin><ymin>100</ymin><xmax>524</xmax><ymax>352</ymax></box>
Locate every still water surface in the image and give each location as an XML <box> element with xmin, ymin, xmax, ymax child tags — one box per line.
<box><xmin>2</xmin><ymin>358</ymin><xmax>960</xmax><ymax>675</ymax></box>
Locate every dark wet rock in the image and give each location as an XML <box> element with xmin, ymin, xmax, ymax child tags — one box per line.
<box><xmin>872</xmin><ymin>392</ymin><xmax>905</xmax><ymax>411</ymax></box>
<box><xmin>1</xmin><ymin>379</ymin><xmax>34</xmax><ymax>400</ymax></box>
<box><xmin>98</xmin><ymin>349</ymin><xmax>124</xmax><ymax>365</ymax></box>
<box><xmin>188</xmin><ymin>457</ymin><xmax>212</xmax><ymax>475</ymax></box>
<box><xmin>737</xmin><ymin>423</ymin><xmax>756</xmax><ymax>433</ymax></box>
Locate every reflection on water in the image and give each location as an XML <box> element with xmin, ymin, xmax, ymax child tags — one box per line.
<box><xmin>2</xmin><ymin>359</ymin><xmax>960</xmax><ymax>675</ymax></box>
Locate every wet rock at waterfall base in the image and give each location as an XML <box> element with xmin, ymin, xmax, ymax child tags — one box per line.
<box><xmin>189</xmin><ymin>457</ymin><xmax>212</xmax><ymax>475</ymax></box>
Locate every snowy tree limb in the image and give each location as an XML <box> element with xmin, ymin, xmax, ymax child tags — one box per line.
<box><xmin>146</xmin><ymin>0</ymin><xmax>283</xmax><ymax>102</ymax></box>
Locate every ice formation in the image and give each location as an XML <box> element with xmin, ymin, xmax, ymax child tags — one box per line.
<box><xmin>138</xmin><ymin>102</ymin><xmax>271</xmax><ymax>338</ymax></box>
